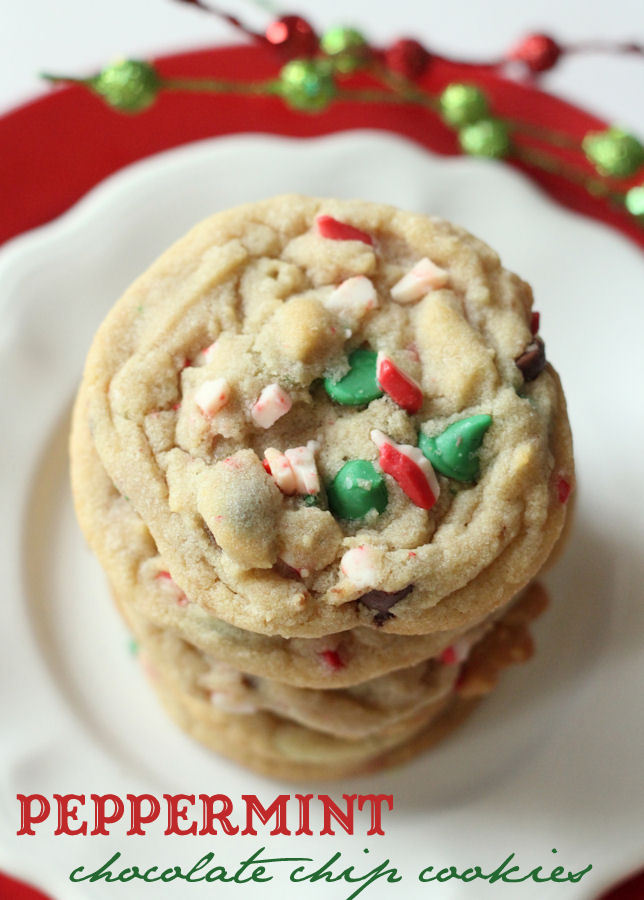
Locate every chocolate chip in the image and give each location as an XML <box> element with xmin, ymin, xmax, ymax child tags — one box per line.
<box><xmin>358</xmin><ymin>585</ymin><xmax>413</xmax><ymax>623</ymax></box>
<box><xmin>373</xmin><ymin>610</ymin><xmax>394</xmax><ymax>627</ymax></box>
<box><xmin>202</xmin><ymin>522</ymin><xmax>218</xmax><ymax>546</ymax></box>
<box><xmin>515</xmin><ymin>337</ymin><xmax>546</xmax><ymax>382</ymax></box>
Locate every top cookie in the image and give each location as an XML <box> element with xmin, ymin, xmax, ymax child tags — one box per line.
<box><xmin>81</xmin><ymin>195</ymin><xmax>573</xmax><ymax>637</ymax></box>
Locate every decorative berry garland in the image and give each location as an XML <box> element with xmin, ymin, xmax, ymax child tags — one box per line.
<box><xmin>41</xmin><ymin>3</ymin><xmax>644</xmax><ymax>229</ymax></box>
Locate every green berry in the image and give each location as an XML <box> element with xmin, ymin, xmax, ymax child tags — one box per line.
<box><xmin>625</xmin><ymin>185</ymin><xmax>644</xmax><ymax>219</ymax></box>
<box><xmin>583</xmin><ymin>127</ymin><xmax>644</xmax><ymax>178</ymax></box>
<box><xmin>320</xmin><ymin>27</ymin><xmax>369</xmax><ymax>73</ymax></box>
<box><xmin>91</xmin><ymin>59</ymin><xmax>159</xmax><ymax>112</ymax></box>
<box><xmin>279</xmin><ymin>59</ymin><xmax>336</xmax><ymax>112</ymax></box>
<box><xmin>419</xmin><ymin>414</ymin><xmax>492</xmax><ymax>482</ymax></box>
<box><xmin>459</xmin><ymin>119</ymin><xmax>510</xmax><ymax>159</ymax></box>
<box><xmin>327</xmin><ymin>459</ymin><xmax>388</xmax><ymax>519</ymax></box>
<box><xmin>324</xmin><ymin>348</ymin><xmax>383</xmax><ymax>406</ymax></box>
<box><xmin>440</xmin><ymin>83</ymin><xmax>488</xmax><ymax>128</ymax></box>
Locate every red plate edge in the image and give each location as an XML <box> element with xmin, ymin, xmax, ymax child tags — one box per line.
<box><xmin>1</xmin><ymin>39</ymin><xmax>643</xmax><ymax>900</ymax></box>
<box><xmin>0</xmin><ymin>42</ymin><xmax>643</xmax><ymax>249</ymax></box>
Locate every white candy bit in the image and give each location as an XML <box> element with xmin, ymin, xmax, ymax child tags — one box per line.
<box><xmin>285</xmin><ymin>440</ymin><xmax>320</xmax><ymax>494</ymax></box>
<box><xmin>325</xmin><ymin>276</ymin><xmax>378</xmax><ymax>320</ymax></box>
<box><xmin>251</xmin><ymin>383</ymin><xmax>292</xmax><ymax>429</ymax></box>
<box><xmin>340</xmin><ymin>545</ymin><xmax>381</xmax><ymax>590</ymax></box>
<box><xmin>194</xmin><ymin>377</ymin><xmax>230</xmax><ymax>417</ymax></box>
<box><xmin>155</xmin><ymin>571</ymin><xmax>188</xmax><ymax>606</ymax></box>
<box><xmin>391</xmin><ymin>257</ymin><xmax>448</xmax><ymax>304</ymax></box>
<box><xmin>264</xmin><ymin>441</ymin><xmax>320</xmax><ymax>495</ymax></box>
<box><xmin>264</xmin><ymin>447</ymin><xmax>297</xmax><ymax>494</ymax></box>
<box><xmin>210</xmin><ymin>692</ymin><xmax>257</xmax><ymax>715</ymax></box>
<box><xmin>201</xmin><ymin>342</ymin><xmax>217</xmax><ymax>364</ymax></box>
<box><xmin>441</xmin><ymin>637</ymin><xmax>472</xmax><ymax>666</ymax></box>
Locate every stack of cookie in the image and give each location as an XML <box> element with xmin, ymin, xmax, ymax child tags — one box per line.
<box><xmin>71</xmin><ymin>196</ymin><xmax>573</xmax><ymax>778</ymax></box>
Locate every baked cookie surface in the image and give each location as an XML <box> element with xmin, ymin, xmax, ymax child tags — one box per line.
<box><xmin>79</xmin><ymin>195</ymin><xmax>573</xmax><ymax>637</ymax></box>
<box><xmin>120</xmin><ymin>582</ymin><xmax>548</xmax><ymax>780</ymax></box>
<box><xmin>71</xmin><ymin>390</ymin><xmax>518</xmax><ymax>687</ymax></box>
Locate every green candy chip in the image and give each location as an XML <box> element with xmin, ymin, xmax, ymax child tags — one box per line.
<box><xmin>327</xmin><ymin>459</ymin><xmax>388</xmax><ymax>520</ymax></box>
<box><xmin>324</xmin><ymin>348</ymin><xmax>383</xmax><ymax>406</ymax></box>
<box><xmin>419</xmin><ymin>414</ymin><xmax>492</xmax><ymax>483</ymax></box>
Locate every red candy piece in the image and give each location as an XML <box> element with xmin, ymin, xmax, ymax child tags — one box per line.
<box><xmin>557</xmin><ymin>476</ymin><xmax>571</xmax><ymax>504</ymax></box>
<box><xmin>440</xmin><ymin>646</ymin><xmax>458</xmax><ymax>665</ymax></box>
<box><xmin>376</xmin><ymin>352</ymin><xmax>423</xmax><ymax>413</ymax></box>
<box><xmin>378</xmin><ymin>440</ymin><xmax>437</xmax><ymax>510</ymax></box>
<box><xmin>319</xmin><ymin>649</ymin><xmax>345</xmax><ymax>671</ymax></box>
<box><xmin>316</xmin><ymin>215</ymin><xmax>373</xmax><ymax>246</ymax></box>
<box><xmin>530</xmin><ymin>311</ymin><xmax>540</xmax><ymax>335</ymax></box>
<box><xmin>262</xmin><ymin>458</ymin><xmax>272</xmax><ymax>473</ymax></box>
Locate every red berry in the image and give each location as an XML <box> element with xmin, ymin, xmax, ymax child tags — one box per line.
<box><xmin>385</xmin><ymin>38</ymin><xmax>431</xmax><ymax>80</ymax></box>
<box><xmin>316</xmin><ymin>215</ymin><xmax>373</xmax><ymax>245</ymax></box>
<box><xmin>530</xmin><ymin>311</ymin><xmax>540</xmax><ymax>335</ymax></box>
<box><xmin>509</xmin><ymin>33</ymin><xmax>562</xmax><ymax>73</ymax></box>
<box><xmin>319</xmin><ymin>649</ymin><xmax>345</xmax><ymax>671</ymax></box>
<box><xmin>265</xmin><ymin>15</ymin><xmax>317</xmax><ymax>58</ymax></box>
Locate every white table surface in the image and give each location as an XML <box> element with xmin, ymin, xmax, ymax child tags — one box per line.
<box><xmin>1</xmin><ymin>0</ymin><xmax>643</xmax><ymax>134</ymax></box>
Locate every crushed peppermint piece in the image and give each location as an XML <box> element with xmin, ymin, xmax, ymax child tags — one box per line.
<box><xmin>194</xmin><ymin>377</ymin><xmax>230</xmax><ymax>417</ymax></box>
<box><xmin>557</xmin><ymin>475</ymin><xmax>571</xmax><ymax>504</ymax></box>
<box><xmin>440</xmin><ymin>638</ymin><xmax>472</xmax><ymax>666</ymax></box>
<box><xmin>340</xmin><ymin>545</ymin><xmax>381</xmax><ymax>590</ymax></box>
<box><xmin>316</xmin><ymin>214</ymin><xmax>373</xmax><ymax>245</ymax></box>
<box><xmin>325</xmin><ymin>276</ymin><xmax>378</xmax><ymax>320</ymax></box>
<box><xmin>251</xmin><ymin>383</ymin><xmax>292</xmax><ymax>428</ymax></box>
<box><xmin>391</xmin><ymin>257</ymin><xmax>448</xmax><ymax>304</ymax></box>
<box><xmin>319</xmin><ymin>649</ymin><xmax>345</xmax><ymax>671</ymax></box>
<box><xmin>195</xmin><ymin>342</ymin><xmax>217</xmax><ymax>366</ymax></box>
<box><xmin>264</xmin><ymin>448</ymin><xmax>297</xmax><ymax>494</ymax></box>
<box><xmin>264</xmin><ymin>441</ymin><xmax>320</xmax><ymax>494</ymax></box>
<box><xmin>210</xmin><ymin>692</ymin><xmax>257</xmax><ymax>715</ymax></box>
<box><xmin>371</xmin><ymin>429</ymin><xmax>440</xmax><ymax>510</ymax></box>
<box><xmin>155</xmin><ymin>571</ymin><xmax>188</xmax><ymax>606</ymax></box>
<box><xmin>285</xmin><ymin>441</ymin><xmax>320</xmax><ymax>494</ymax></box>
<box><xmin>376</xmin><ymin>352</ymin><xmax>423</xmax><ymax>413</ymax></box>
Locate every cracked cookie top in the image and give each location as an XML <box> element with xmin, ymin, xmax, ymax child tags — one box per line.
<box><xmin>82</xmin><ymin>195</ymin><xmax>573</xmax><ymax>637</ymax></box>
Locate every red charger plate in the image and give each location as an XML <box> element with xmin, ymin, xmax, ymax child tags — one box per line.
<box><xmin>1</xmin><ymin>43</ymin><xmax>643</xmax><ymax>249</ymax></box>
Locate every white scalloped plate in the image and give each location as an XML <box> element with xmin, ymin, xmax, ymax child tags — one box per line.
<box><xmin>1</xmin><ymin>132</ymin><xmax>643</xmax><ymax>900</ymax></box>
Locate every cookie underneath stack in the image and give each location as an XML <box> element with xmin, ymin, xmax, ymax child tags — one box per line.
<box><xmin>71</xmin><ymin>196</ymin><xmax>573</xmax><ymax>778</ymax></box>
